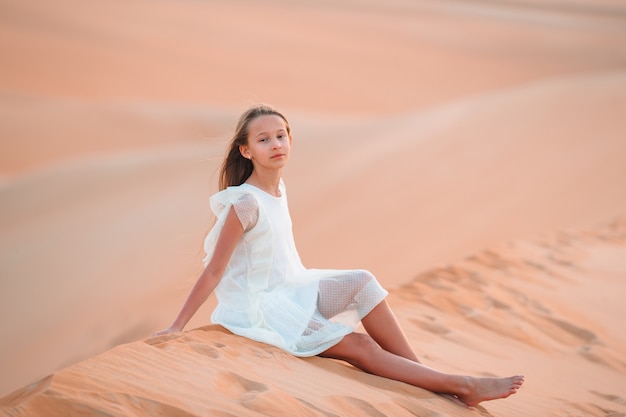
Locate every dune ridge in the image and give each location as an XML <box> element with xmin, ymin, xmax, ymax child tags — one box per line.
<box><xmin>289</xmin><ymin>70</ymin><xmax>626</xmax><ymax>282</ymax></box>
<box><xmin>2</xmin><ymin>218</ymin><xmax>625</xmax><ymax>417</ymax></box>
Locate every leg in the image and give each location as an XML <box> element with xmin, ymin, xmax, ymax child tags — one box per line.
<box><xmin>361</xmin><ymin>300</ymin><xmax>420</xmax><ymax>362</ymax></box>
<box><xmin>319</xmin><ymin>272</ymin><xmax>417</xmax><ymax>361</ymax></box>
<box><xmin>361</xmin><ymin>301</ymin><xmax>461</xmax><ymax>405</ymax></box>
<box><xmin>320</xmin><ymin>333</ymin><xmax>524</xmax><ymax>407</ymax></box>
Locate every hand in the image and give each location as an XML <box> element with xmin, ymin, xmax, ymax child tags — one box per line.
<box><xmin>151</xmin><ymin>325</ymin><xmax>181</xmax><ymax>337</ymax></box>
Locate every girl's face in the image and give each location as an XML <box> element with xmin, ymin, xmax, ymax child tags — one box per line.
<box><xmin>240</xmin><ymin>115</ymin><xmax>292</xmax><ymax>169</ymax></box>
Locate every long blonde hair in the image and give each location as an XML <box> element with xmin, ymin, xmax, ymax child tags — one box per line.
<box><xmin>219</xmin><ymin>105</ymin><xmax>291</xmax><ymax>190</ymax></box>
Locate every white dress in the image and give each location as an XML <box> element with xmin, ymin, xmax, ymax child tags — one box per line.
<box><xmin>203</xmin><ymin>179</ymin><xmax>388</xmax><ymax>356</ymax></box>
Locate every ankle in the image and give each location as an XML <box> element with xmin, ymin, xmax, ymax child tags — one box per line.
<box><xmin>452</xmin><ymin>375</ymin><xmax>473</xmax><ymax>398</ymax></box>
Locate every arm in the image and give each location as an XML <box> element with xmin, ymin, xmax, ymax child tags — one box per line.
<box><xmin>153</xmin><ymin>206</ymin><xmax>244</xmax><ymax>336</ymax></box>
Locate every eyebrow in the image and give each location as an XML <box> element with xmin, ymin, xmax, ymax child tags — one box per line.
<box><xmin>255</xmin><ymin>128</ymin><xmax>287</xmax><ymax>137</ymax></box>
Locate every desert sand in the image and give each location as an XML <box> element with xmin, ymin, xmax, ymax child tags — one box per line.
<box><xmin>1</xmin><ymin>0</ymin><xmax>626</xmax><ymax>416</ymax></box>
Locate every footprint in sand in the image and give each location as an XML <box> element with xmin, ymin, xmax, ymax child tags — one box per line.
<box><xmin>188</xmin><ymin>342</ymin><xmax>220</xmax><ymax>358</ymax></box>
<box><xmin>409</xmin><ymin>318</ymin><xmax>451</xmax><ymax>336</ymax></box>
<box><xmin>213</xmin><ymin>371</ymin><xmax>269</xmax><ymax>401</ymax></box>
<box><xmin>327</xmin><ymin>396</ymin><xmax>387</xmax><ymax>417</ymax></box>
<box><xmin>0</xmin><ymin>375</ymin><xmax>53</xmax><ymax>408</ymax></box>
<box><xmin>296</xmin><ymin>398</ymin><xmax>342</xmax><ymax>417</ymax></box>
<box><xmin>204</xmin><ymin>411</ymin><xmax>239</xmax><ymax>417</ymax></box>
<box><xmin>543</xmin><ymin>316</ymin><xmax>597</xmax><ymax>344</ymax></box>
<box><xmin>590</xmin><ymin>390</ymin><xmax>626</xmax><ymax>406</ymax></box>
<box><xmin>213</xmin><ymin>371</ymin><xmax>313</xmax><ymax>414</ymax></box>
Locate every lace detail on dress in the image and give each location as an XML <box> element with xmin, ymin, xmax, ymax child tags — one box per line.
<box><xmin>233</xmin><ymin>193</ymin><xmax>259</xmax><ymax>232</ymax></box>
<box><xmin>317</xmin><ymin>270</ymin><xmax>379</xmax><ymax>320</ymax></box>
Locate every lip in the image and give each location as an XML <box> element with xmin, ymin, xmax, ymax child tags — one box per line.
<box><xmin>271</xmin><ymin>154</ymin><xmax>286</xmax><ymax>159</ymax></box>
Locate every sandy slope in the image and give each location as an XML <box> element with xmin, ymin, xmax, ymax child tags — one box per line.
<box><xmin>288</xmin><ymin>71</ymin><xmax>626</xmax><ymax>282</ymax></box>
<box><xmin>0</xmin><ymin>94</ymin><xmax>235</xmax><ymax>176</ymax></box>
<box><xmin>2</xmin><ymin>0</ymin><xmax>625</xmax><ymax>121</ymax></box>
<box><xmin>2</xmin><ymin>220</ymin><xmax>625</xmax><ymax>417</ymax></box>
<box><xmin>1</xmin><ymin>0</ymin><xmax>626</xmax><ymax>415</ymax></box>
<box><xmin>2</xmin><ymin>70</ymin><xmax>625</xmax><ymax>403</ymax></box>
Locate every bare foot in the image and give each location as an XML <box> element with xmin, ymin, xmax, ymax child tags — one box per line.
<box><xmin>440</xmin><ymin>394</ymin><xmax>470</xmax><ymax>408</ymax></box>
<box><xmin>456</xmin><ymin>375</ymin><xmax>524</xmax><ymax>407</ymax></box>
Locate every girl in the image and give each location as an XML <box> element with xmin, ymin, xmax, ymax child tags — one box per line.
<box><xmin>153</xmin><ymin>104</ymin><xmax>524</xmax><ymax>407</ymax></box>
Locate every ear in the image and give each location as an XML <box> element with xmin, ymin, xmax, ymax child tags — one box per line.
<box><xmin>239</xmin><ymin>145</ymin><xmax>251</xmax><ymax>160</ymax></box>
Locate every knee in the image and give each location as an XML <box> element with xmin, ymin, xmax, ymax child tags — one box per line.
<box><xmin>358</xmin><ymin>270</ymin><xmax>375</xmax><ymax>281</ymax></box>
<box><xmin>347</xmin><ymin>333</ymin><xmax>380</xmax><ymax>366</ymax></box>
<box><xmin>355</xmin><ymin>270</ymin><xmax>376</xmax><ymax>287</ymax></box>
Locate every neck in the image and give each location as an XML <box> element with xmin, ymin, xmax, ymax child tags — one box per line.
<box><xmin>246</xmin><ymin>169</ymin><xmax>282</xmax><ymax>197</ymax></box>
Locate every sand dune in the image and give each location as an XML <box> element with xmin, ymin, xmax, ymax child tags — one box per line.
<box><xmin>1</xmin><ymin>0</ymin><xmax>626</xmax><ymax>415</ymax></box>
<box><xmin>289</xmin><ymin>71</ymin><xmax>626</xmax><ymax>282</ymax></box>
<box><xmin>2</xmin><ymin>220</ymin><xmax>625</xmax><ymax>416</ymax></box>
<box><xmin>0</xmin><ymin>94</ymin><xmax>235</xmax><ymax>177</ymax></box>
<box><xmin>2</xmin><ymin>70</ymin><xmax>625</xmax><ymax>402</ymax></box>
<box><xmin>2</xmin><ymin>0</ymin><xmax>625</xmax><ymax>118</ymax></box>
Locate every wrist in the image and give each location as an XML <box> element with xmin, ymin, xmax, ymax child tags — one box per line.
<box><xmin>170</xmin><ymin>322</ymin><xmax>184</xmax><ymax>332</ymax></box>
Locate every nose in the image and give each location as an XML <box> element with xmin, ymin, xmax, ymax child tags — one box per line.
<box><xmin>272</xmin><ymin>138</ymin><xmax>282</xmax><ymax>149</ymax></box>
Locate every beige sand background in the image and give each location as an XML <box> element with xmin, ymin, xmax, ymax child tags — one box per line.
<box><xmin>1</xmin><ymin>0</ymin><xmax>626</xmax><ymax>415</ymax></box>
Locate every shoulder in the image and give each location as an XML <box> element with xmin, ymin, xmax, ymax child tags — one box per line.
<box><xmin>210</xmin><ymin>185</ymin><xmax>259</xmax><ymax>216</ymax></box>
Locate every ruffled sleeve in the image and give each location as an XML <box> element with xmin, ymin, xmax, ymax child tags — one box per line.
<box><xmin>203</xmin><ymin>187</ymin><xmax>266</xmax><ymax>263</ymax></box>
<box><xmin>232</xmin><ymin>193</ymin><xmax>259</xmax><ymax>232</ymax></box>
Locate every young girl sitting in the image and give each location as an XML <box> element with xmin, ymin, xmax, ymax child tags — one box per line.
<box><xmin>153</xmin><ymin>104</ymin><xmax>524</xmax><ymax>407</ymax></box>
